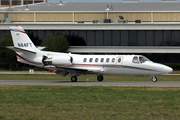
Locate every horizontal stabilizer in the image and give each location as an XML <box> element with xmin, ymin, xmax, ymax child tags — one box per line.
<box><xmin>6</xmin><ymin>46</ymin><xmax>36</xmax><ymax>54</ymax></box>
<box><xmin>36</xmin><ymin>46</ymin><xmax>47</xmax><ymax>51</ymax></box>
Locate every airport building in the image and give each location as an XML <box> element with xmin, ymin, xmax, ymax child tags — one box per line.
<box><xmin>0</xmin><ymin>0</ymin><xmax>47</xmax><ymax>8</ymax></box>
<box><xmin>0</xmin><ymin>0</ymin><xmax>180</xmax><ymax>63</ymax></box>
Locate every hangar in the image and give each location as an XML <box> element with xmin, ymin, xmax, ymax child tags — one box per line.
<box><xmin>0</xmin><ymin>1</ymin><xmax>180</xmax><ymax>63</ymax></box>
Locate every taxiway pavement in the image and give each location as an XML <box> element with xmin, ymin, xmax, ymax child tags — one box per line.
<box><xmin>0</xmin><ymin>80</ymin><xmax>180</xmax><ymax>87</ymax></box>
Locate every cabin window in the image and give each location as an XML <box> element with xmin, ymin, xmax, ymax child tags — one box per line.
<box><xmin>101</xmin><ymin>58</ymin><xmax>104</xmax><ymax>62</ymax></box>
<box><xmin>95</xmin><ymin>58</ymin><xmax>98</xmax><ymax>62</ymax></box>
<box><xmin>118</xmin><ymin>58</ymin><xmax>121</xmax><ymax>63</ymax></box>
<box><xmin>112</xmin><ymin>58</ymin><xmax>115</xmax><ymax>63</ymax></box>
<box><xmin>89</xmin><ymin>58</ymin><xmax>93</xmax><ymax>62</ymax></box>
<box><xmin>83</xmin><ymin>58</ymin><xmax>87</xmax><ymax>62</ymax></box>
<box><xmin>106</xmin><ymin>58</ymin><xmax>109</xmax><ymax>62</ymax></box>
<box><xmin>132</xmin><ymin>56</ymin><xmax>139</xmax><ymax>64</ymax></box>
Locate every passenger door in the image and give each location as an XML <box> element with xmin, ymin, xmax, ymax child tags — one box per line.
<box><xmin>116</xmin><ymin>56</ymin><xmax>123</xmax><ymax>68</ymax></box>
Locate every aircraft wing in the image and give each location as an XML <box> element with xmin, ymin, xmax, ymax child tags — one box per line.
<box><xmin>56</xmin><ymin>66</ymin><xmax>101</xmax><ymax>74</ymax></box>
<box><xmin>44</xmin><ymin>65</ymin><xmax>101</xmax><ymax>76</ymax></box>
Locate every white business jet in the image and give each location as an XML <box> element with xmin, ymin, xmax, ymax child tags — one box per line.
<box><xmin>7</xmin><ymin>26</ymin><xmax>173</xmax><ymax>82</ymax></box>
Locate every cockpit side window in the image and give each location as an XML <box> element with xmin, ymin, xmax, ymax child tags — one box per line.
<box><xmin>139</xmin><ymin>56</ymin><xmax>150</xmax><ymax>63</ymax></box>
<box><xmin>132</xmin><ymin>56</ymin><xmax>139</xmax><ymax>64</ymax></box>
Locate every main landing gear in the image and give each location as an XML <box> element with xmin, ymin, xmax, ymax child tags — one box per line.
<box><xmin>71</xmin><ymin>76</ymin><xmax>77</xmax><ymax>82</ymax></box>
<box><xmin>151</xmin><ymin>76</ymin><xmax>157</xmax><ymax>82</ymax></box>
<box><xmin>70</xmin><ymin>75</ymin><xmax>104</xmax><ymax>82</ymax></box>
<box><xmin>97</xmin><ymin>75</ymin><xmax>104</xmax><ymax>82</ymax></box>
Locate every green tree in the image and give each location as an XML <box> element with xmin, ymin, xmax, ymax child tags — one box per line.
<box><xmin>41</xmin><ymin>33</ymin><xmax>69</xmax><ymax>52</ymax></box>
<box><xmin>0</xmin><ymin>33</ymin><xmax>17</xmax><ymax>70</ymax></box>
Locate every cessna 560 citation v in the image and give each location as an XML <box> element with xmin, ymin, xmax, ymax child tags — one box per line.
<box><xmin>7</xmin><ymin>26</ymin><xmax>173</xmax><ymax>82</ymax></box>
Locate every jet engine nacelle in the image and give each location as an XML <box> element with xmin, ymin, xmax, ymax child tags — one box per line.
<box><xmin>51</xmin><ymin>55</ymin><xmax>73</xmax><ymax>66</ymax></box>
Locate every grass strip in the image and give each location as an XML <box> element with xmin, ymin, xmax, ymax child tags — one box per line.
<box><xmin>0</xmin><ymin>86</ymin><xmax>180</xmax><ymax>120</ymax></box>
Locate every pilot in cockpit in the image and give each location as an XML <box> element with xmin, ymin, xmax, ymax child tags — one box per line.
<box><xmin>132</xmin><ymin>56</ymin><xmax>139</xmax><ymax>63</ymax></box>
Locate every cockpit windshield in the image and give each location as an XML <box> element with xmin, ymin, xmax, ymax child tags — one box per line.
<box><xmin>132</xmin><ymin>56</ymin><xmax>151</xmax><ymax>64</ymax></box>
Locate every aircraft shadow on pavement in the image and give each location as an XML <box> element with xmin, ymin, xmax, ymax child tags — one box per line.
<box><xmin>50</xmin><ymin>81</ymin><xmax>97</xmax><ymax>83</ymax></box>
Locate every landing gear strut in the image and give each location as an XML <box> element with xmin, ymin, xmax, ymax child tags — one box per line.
<box><xmin>97</xmin><ymin>75</ymin><xmax>103</xmax><ymax>82</ymax></box>
<box><xmin>71</xmin><ymin>76</ymin><xmax>77</xmax><ymax>82</ymax></box>
<box><xmin>152</xmin><ymin>76</ymin><xmax>157</xmax><ymax>82</ymax></box>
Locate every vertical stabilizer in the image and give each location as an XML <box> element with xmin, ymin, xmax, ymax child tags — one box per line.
<box><xmin>10</xmin><ymin>26</ymin><xmax>38</xmax><ymax>53</ymax></box>
<box><xmin>9</xmin><ymin>26</ymin><xmax>43</xmax><ymax>67</ymax></box>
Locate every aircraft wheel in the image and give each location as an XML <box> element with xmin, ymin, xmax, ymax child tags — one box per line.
<box><xmin>152</xmin><ymin>76</ymin><xmax>157</xmax><ymax>82</ymax></box>
<box><xmin>97</xmin><ymin>75</ymin><xmax>103</xmax><ymax>82</ymax></box>
<box><xmin>71</xmin><ymin>76</ymin><xmax>77</xmax><ymax>82</ymax></box>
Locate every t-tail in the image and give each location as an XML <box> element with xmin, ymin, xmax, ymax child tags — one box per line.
<box><xmin>7</xmin><ymin>26</ymin><xmax>43</xmax><ymax>67</ymax></box>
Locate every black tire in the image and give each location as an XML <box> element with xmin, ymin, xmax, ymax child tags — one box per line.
<box><xmin>152</xmin><ymin>76</ymin><xmax>157</xmax><ymax>82</ymax></box>
<box><xmin>97</xmin><ymin>75</ymin><xmax>103</xmax><ymax>82</ymax></box>
<box><xmin>71</xmin><ymin>76</ymin><xmax>77</xmax><ymax>82</ymax></box>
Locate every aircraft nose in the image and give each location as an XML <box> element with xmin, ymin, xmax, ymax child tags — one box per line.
<box><xmin>164</xmin><ymin>66</ymin><xmax>173</xmax><ymax>74</ymax></box>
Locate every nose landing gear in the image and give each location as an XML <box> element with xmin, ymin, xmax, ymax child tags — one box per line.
<box><xmin>152</xmin><ymin>76</ymin><xmax>157</xmax><ymax>82</ymax></box>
